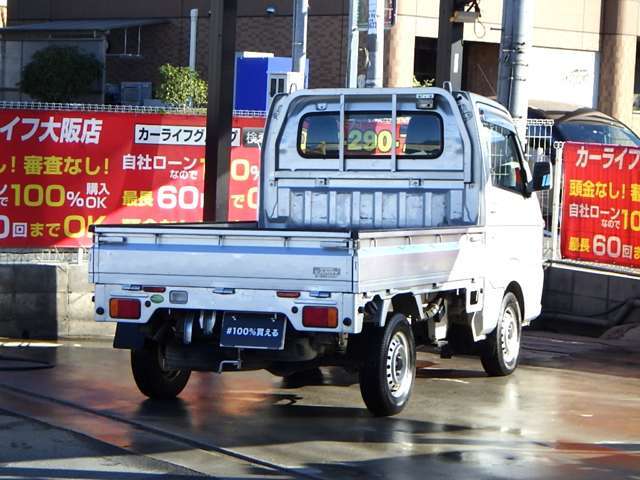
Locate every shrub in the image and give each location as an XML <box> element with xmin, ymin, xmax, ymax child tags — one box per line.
<box><xmin>20</xmin><ymin>46</ymin><xmax>103</xmax><ymax>103</ymax></box>
<box><xmin>413</xmin><ymin>76</ymin><xmax>435</xmax><ymax>88</ymax></box>
<box><xmin>158</xmin><ymin>64</ymin><xmax>208</xmax><ymax>108</ymax></box>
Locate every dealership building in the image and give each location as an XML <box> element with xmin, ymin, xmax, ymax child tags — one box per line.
<box><xmin>2</xmin><ymin>0</ymin><xmax>640</xmax><ymax>130</ymax></box>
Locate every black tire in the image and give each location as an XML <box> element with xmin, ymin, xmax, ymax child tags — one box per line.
<box><xmin>131</xmin><ymin>342</ymin><xmax>191</xmax><ymax>399</ymax></box>
<box><xmin>480</xmin><ymin>292</ymin><xmax>522</xmax><ymax>377</ymax></box>
<box><xmin>359</xmin><ymin>313</ymin><xmax>416</xmax><ymax>417</ymax></box>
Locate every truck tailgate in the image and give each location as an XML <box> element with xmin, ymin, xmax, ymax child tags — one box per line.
<box><xmin>91</xmin><ymin>225</ymin><xmax>355</xmax><ymax>292</ymax></box>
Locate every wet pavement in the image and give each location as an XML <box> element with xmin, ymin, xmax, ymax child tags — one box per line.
<box><xmin>0</xmin><ymin>330</ymin><xmax>638</xmax><ymax>480</ymax></box>
<box><xmin>0</xmin><ymin>411</ymin><xmax>203</xmax><ymax>479</ymax></box>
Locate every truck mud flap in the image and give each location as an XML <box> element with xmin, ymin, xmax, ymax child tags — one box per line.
<box><xmin>113</xmin><ymin>322</ymin><xmax>145</xmax><ymax>350</ymax></box>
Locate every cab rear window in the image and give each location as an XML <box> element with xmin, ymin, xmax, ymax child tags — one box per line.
<box><xmin>298</xmin><ymin>112</ymin><xmax>443</xmax><ymax>159</ymax></box>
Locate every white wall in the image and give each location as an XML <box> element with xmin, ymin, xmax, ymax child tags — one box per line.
<box><xmin>529</xmin><ymin>47</ymin><xmax>600</xmax><ymax>108</ymax></box>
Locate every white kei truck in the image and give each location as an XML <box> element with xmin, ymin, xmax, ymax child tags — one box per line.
<box><xmin>90</xmin><ymin>87</ymin><xmax>550</xmax><ymax>416</ymax></box>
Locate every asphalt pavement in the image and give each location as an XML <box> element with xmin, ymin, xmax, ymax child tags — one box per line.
<box><xmin>0</xmin><ymin>328</ymin><xmax>638</xmax><ymax>480</ymax></box>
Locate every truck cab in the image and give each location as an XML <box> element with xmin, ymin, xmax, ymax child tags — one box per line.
<box><xmin>90</xmin><ymin>87</ymin><xmax>550</xmax><ymax>416</ymax></box>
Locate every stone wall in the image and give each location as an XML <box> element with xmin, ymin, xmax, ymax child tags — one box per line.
<box><xmin>0</xmin><ymin>262</ymin><xmax>113</xmax><ymax>340</ymax></box>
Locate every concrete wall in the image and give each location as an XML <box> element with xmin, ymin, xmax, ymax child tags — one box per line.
<box><xmin>382</xmin><ymin>0</ymin><xmax>604</xmax><ymax>91</ymax></box>
<box><xmin>632</xmin><ymin>113</ymin><xmax>640</xmax><ymax>135</ymax></box>
<box><xmin>541</xmin><ymin>264</ymin><xmax>640</xmax><ymax>334</ymax></box>
<box><xmin>0</xmin><ymin>262</ymin><xmax>112</xmax><ymax>339</ymax></box>
<box><xmin>392</xmin><ymin>0</ymin><xmax>602</xmax><ymax>50</ymax></box>
<box><xmin>598</xmin><ymin>0</ymin><xmax>639</xmax><ymax>126</ymax></box>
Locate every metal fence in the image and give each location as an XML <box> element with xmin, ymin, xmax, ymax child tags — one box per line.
<box><xmin>0</xmin><ymin>101</ymin><xmax>267</xmax><ymax>118</ymax></box>
<box><xmin>0</xmin><ymin>248</ymin><xmax>87</xmax><ymax>265</ymax></box>
<box><xmin>525</xmin><ymin>118</ymin><xmax>558</xmax><ymax>260</ymax></box>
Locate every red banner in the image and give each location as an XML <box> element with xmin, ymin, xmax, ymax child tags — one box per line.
<box><xmin>0</xmin><ymin>109</ymin><xmax>263</xmax><ymax>247</ymax></box>
<box><xmin>227</xmin><ymin>117</ymin><xmax>263</xmax><ymax>221</ymax></box>
<box><xmin>561</xmin><ymin>142</ymin><xmax>640</xmax><ymax>268</ymax></box>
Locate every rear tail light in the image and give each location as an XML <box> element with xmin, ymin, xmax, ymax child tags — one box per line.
<box><xmin>109</xmin><ymin>298</ymin><xmax>141</xmax><ymax>319</ymax></box>
<box><xmin>302</xmin><ymin>306</ymin><xmax>338</xmax><ymax>328</ymax></box>
<box><xmin>277</xmin><ymin>291</ymin><xmax>301</xmax><ymax>298</ymax></box>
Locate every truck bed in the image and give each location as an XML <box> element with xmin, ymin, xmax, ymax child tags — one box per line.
<box><xmin>90</xmin><ymin>223</ymin><xmax>483</xmax><ymax>295</ymax></box>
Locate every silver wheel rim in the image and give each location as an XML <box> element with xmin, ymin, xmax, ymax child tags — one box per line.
<box><xmin>501</xmin><ymin>305</ymin><xmax>520</xmax><ymax>367</ymax></box>
<box><xmin>386</xmin><ymin>331</ymin><xmax>413</xmax><ymax>399</ymax></box>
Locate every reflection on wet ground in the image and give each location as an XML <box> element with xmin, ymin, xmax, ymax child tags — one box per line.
<box><xmin>0</xmin><ymin>331</ymin><xmax>638</xmax><ymax>479</ymax></box>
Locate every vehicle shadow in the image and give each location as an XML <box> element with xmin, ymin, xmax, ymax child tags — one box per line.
<box><xmin>278</xmin><ymin>364</ymin><xmax>487</xmax><ymax>388</ymax></box>
<box><xmin>416</xmin><ymin>368</ymin><xmax>486</xmax><ymax>379</ymax></box>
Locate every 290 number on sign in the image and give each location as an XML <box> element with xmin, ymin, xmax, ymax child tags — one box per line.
<box><xmin>346</xmin><ymin>129</ymin><xmax>395</xmax><ymax>153</ymax></box>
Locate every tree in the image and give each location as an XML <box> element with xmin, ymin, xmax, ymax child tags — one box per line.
<box><xmin>158</xmin><ymin>64</ymin><xmax>208</xmax><ymax>108</ymax></box>
<box><xmin>20</xmin><ymin>46</ymin><xmax>103</xmax><ymax>103</ymax></box>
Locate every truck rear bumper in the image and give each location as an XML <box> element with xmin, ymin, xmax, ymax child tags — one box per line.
<box><xmin>94</xmin><ymin>284</ymin><xmax>361</xmax><ymax>334</ymax></box>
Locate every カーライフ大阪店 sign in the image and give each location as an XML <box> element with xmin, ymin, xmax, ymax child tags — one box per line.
<box><xmin>0</xmin><ymin>109</ymin><xmax>263</xmax><ymax>247</ymax></box>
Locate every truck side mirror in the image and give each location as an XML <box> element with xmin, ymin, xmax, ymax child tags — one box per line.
<box><xmin>531</xmin><ymin>161</ymin><xmax>551</xmax><ymax>192</ymax></box>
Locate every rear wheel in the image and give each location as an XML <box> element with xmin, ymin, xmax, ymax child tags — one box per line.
<box><xmin>359</xmin><ymin>314</ymin><xmax>416</xmax><ymax>416</ymax></box>
<box><xmin>480</xmin><ymin>292</ymin><xmax>522</xmax><ymax>376</ymax></box>
<box><xmin>131</xmin><ymin>341</ymin><xmax>191</xmax><ymax>399</ymax></box>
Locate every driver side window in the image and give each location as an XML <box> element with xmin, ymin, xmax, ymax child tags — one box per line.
<box><xmin>485</xmin><ymin>123</ymin><xmax>526</xmax><ymax>193</ymax></box>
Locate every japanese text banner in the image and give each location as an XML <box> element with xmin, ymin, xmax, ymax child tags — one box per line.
<box><xmin>0</xmin><ymin>109</ymin><xmax>263</xmax><ymax>247</ymax></box>
<box><xmin>561</xmin><ymin>142</ymin><xmax>640</xmax><ymax>267</ymax></box>
<box><xmin>227</xmin><ymin>117</ymin><xmax>264</xmax><ymax>221</ymax></box>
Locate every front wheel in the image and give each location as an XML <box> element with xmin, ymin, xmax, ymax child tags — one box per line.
<box><xmin>359</xmin><ymin>314</ymin><xmax>416</xmax><ymax>417</ymax></box>
<box><xmin>480</xmin><ymin>292</ymin><xmax>522</xmax><ymax>376</ymax></box>
<box><xmin>131</xmin><ymin>342</ymin><xmax>191</xmax><ymax>399</ymax></box>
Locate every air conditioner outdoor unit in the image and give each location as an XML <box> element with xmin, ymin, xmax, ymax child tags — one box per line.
<box><xmin>121</xmin><ymin>82</ymin><xmax>152</xmax><ymax>106</ymax></box>
<box><xmin>266</xmin><ymin>71</ymin><xmax>305</xmax><ymax>109</ymax></box>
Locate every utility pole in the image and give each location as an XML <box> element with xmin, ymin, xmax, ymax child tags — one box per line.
<box><xmin>435</xmin><ymin>0</ymin><xmax>464</xmax><ymax>89</ymax></box>
<box><xmin>204</xmin><ymin>0</ymin><xmax>237</xmax><ymax>222</ymax></box>
<box><xmin>292</xmin><ymin>0</ymin><xmax>309</xmax><ymax>79</ymax></box>
<box><xmin>346</xmin><ymin>0</ymin><xmax>360</xmax><ymax>87</ymax></box>
<box><xmin>497</xmin><ymin>0</ymin><xmax>534</xmax><ymax>140</ymax></box>
<box><xmin>365</xmin><ymin>0</ymin><xmax>384</xmax><ymax>88</ymax></box>
<box><xmin>496</xmin><ymin>0</ymin><xmax>514</xmax><ymax>107</ymax></box>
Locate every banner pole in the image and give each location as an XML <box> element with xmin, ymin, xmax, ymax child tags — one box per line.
<box><xmin>204</xmin><ymin>0</ymin><xmax>237</xmax><ymax>222</ymax></box>
<box><xmin>551</xmin><ymin>145</ymin><xmax>563</xmax><ymax>261</ymax></box>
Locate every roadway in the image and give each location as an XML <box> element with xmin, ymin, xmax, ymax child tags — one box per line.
<box><xmin>0</xmin><ymin>329</ymin><xmax>638</xmax><ymax>480</ymax></box>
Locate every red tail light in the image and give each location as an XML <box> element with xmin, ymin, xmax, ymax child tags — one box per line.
<box><xmin>277</xmin><ymin>291</ymin><xmax>301</xmax><ymax>298</ymax></box>
<box><xmin>143</xmin><ymin>286</ymin><xmax>166</xmax><ymax>293</ymax></box>
<box><xmin>109</xmin><ymin>298</ymin><xmax>141</xmax><ymax>319</ymax></box>
<box><xmin>302</xmin><ymin>306</ymin><xmax>338</xmax><ymax>328</ymax></box>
